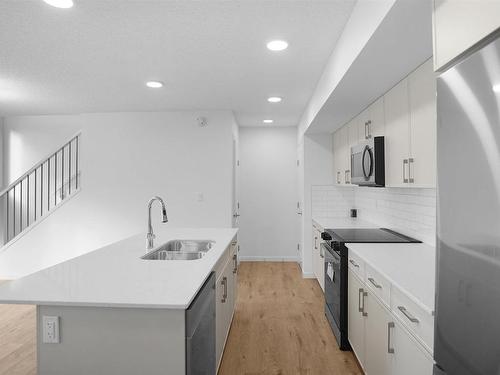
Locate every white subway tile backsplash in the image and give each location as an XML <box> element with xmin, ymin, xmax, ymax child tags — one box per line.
<box><xmin>312</xmin><ymin>185</ymin><xmax>436</xmax><ymax>246</ymax></box>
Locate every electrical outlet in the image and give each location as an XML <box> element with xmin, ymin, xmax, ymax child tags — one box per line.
<box><xmin>42</xmin><ymin>316</ymin><xmax>60</xmax><ymax>344</ymax></box>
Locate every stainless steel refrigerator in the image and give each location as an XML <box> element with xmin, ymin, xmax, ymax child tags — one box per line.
<box><xmin>435</xmin><ymin>33</ymin><xmax>500</xmax><ymax>375</ymax></box>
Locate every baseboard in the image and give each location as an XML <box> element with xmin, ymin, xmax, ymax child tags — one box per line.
<box><xmin>302</xmin><ymin>272</ymin><xmax>316</xmax><ymax>279</ymax></box>
<box><xmin>239</xmin><ymin>256</ymin><xmax>299</xmax><ymax>262</ymax></box>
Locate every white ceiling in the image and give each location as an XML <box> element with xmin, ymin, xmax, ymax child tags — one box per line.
<box><xmin>0</xmin><ymin>0</ymin><xmax>356</xmax><ymax>127</ymax></box>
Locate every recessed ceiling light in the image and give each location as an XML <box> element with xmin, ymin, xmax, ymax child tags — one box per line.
<box><xmin>267</xmin><ymin>96</ymin><xmax>282</xmax><ymax>103</ymax></box>
<box><xmin>493</xmin><ymin>84</ymin><xmax>500</xmax><ymax>93</ymax></box>
<box><xmin>43</xmin><ymin>0</ymin><xmax>74</xmax><ymax>8</ymax></box>
<box><xmin>146</xmin><ymin>81</ymin><xmax>164</xmax><ymax>88</ymax></box>
<box><xmin>267</xmin><ymin>40</ymin><xmax>288</xmax><ymax>51</ymax></box>
<box><xmin>263</xmin><ymin>119</ymin><xmax>274</xmax><ymax>124</ymax></box>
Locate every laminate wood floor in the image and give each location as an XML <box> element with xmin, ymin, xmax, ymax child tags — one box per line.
<box><xmin>218</xmin><ymin>262</ymin><xmax>362</xmax><ymax>375</ymax></box>
<box><xmin>0</xmin><ymin>302</ymin><xmax>36</xmax><ymax>375</ymax></box>
<box><xmin>0</xmin><ymin>263</ymin><xmax>361</xmax><ymax>375</ymax></box>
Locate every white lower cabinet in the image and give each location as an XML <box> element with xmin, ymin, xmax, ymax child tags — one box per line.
<box><xmin>312</xmin><ymin>224</ymin><xmax>325</xmax><ymax>291</ymax></box>
<box><xmin>348</xmin><ymin>271</ymin><xmax>365</xmax><ymax>369</ymax></box>
<box><xmin>348</xmin><ymin>268</ymin><xmax>433</xmax><ymax>375</ymax></box>
<box><xmin>365</xmin><ymin>290</ymin><xmax>393</xmax><ymax>375</ymax></box>
<box><xmin>390</xmin><ymin>319</ymin><xmax>434</xmax><ymax>375</ymax></box>
<box><xmin>215</xmin><ymin>241</ymin><xmax>238</xmax><ymax>371</ymax></box>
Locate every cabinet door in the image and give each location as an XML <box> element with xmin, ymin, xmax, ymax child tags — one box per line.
<box><xmin>340</xmin><ymin>126</ymin><xmax>349</xmax><ymax>185</ymax></box>
<box><xmin>348</xmin><ymin>118</ymin><xmax>359</xmax><ymax>148</ymax></box>
<box><xmin>216</xmin><ymin>259</ymin><xmax>232</xmax><ymax>368</ymax></box>
<box><xmin>348</xmin><ymin>269</ymin><xmax>365</xmax><ymax>369</ymax></box>
<box><xmin>409</xmin><ymin>59</ymin><xmax>436</xmax><ymax>187</ymax></box>
<box><xmin>369</xmin><ymin>96</ymin><xmax>385</xmax><ymax>138</ymax></box>
<box><xmin>318</xmin><ymin>236</ymin><xmax>325</xmax><ymax>292</ymax></box>
<box><xmin>384</xmin><ymin>79</ymin><xmax>410</xmax><ymax>187</ymax></box>
<box><xmin>312</xmin><ymin>228</ymin><xmax>320</xmax><ymax>281</ymax></box>
<box><xmin>229</xmin><ymin>243</ymin><xmax>238</xmax><ymax>313</ymax></box>
<box><xmin>333</xmin><ymin>131</ymin><xmax>342</xmax><ymax>185</ymax></box>
<box><xmin>389</xmin><ymin>319</ymin><xmax>434</xmax><ymax>375</ymax></box>
<box><xmin>364</xmin><ymin>291</ymin><xmax>392</xmax><ymax>375</ymax></box>
<box><xmin>358</xmin><ymin>107</ymin><xmax>370</xmax><ymax>141</ymax></box>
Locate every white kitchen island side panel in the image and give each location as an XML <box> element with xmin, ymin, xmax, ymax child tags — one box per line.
<box><xmin>37</xmin><ymin>305</ymin><xmax>186</xmax><ymax>375</ymax></box>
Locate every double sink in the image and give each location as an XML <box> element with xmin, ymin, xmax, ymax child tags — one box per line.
<box><xmin>141</xmin><ymin>240</ymin><xmax>215</xmax><ymax>261</ymax></box>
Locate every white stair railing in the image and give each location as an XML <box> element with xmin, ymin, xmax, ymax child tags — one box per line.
<box><xmin>0</xmin><ymin>133</ymin><xmax>81</xmax><ymax>246</ymax></box>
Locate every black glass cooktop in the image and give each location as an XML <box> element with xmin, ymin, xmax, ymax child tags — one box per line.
<box><xmin>323</xmin><ymin>228</ymin><xmax>421</xmax><ymax>243</ymax></box>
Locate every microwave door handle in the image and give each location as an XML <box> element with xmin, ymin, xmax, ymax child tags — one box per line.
<box><xmin>362</xmin><ymin>146</ymin><xmax>373</xmax><ymax>180</ymax></box>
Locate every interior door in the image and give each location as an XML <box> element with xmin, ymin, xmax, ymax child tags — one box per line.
<box><xmin>232</xmin><ymin>139</ymin><xmax>240</xmax><ymax>228</ymax></box>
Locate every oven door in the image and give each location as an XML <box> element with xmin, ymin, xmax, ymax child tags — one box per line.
<box><xmin>323</xmin><ymin>243</ymin><xmax>342</xmax><ymax>328</ymax></box>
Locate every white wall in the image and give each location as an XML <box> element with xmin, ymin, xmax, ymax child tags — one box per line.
<box><xmin>312</xmin><ymin>185</ymin><xmax>436</xmax><ymax>246</ymax></box>
<box><xmin>0</xmin><ymin>111</ymin><xmax>235</xmax><ymax>279</ymax></box>
<box><xmin>238</xmin><ymin>127</ymin><xmax>298</xmax><ymax>261</ymax></box>
<box><xmin>299</xmin><ymin>133</ymin><xmax>333</xmax><ymax>277</ymax></box>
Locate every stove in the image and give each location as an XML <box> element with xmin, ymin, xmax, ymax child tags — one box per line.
<box><xmin>322</xmin><ymin>227</ymin><xmax>421</xmax><ymax>245</ymax></box>
<box><xmin>320</xmin><ymin>227</ymin><xmax>420</xmax><ymax>350</ymax></box>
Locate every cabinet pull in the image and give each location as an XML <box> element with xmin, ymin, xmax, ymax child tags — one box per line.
<box><xmin>232</xmin><ymin>254</ymin><xmax>238</xmax><ymax>274</ymax></box>
<box><xmin>349</xmin><ymin>259</ymin><xmax>359</xmax><ymax>268</ymax></box>
<box><xmin>364</xmin><ymin>122</ymin><xmax>368</xmax><ymax>139</ymax></box>
<box><xmin>358</xmin><ymin>288</ymin><xmax>368</xmax><ymax>316</ymax></box>
<box><xmin>314</xmin><ymin>236</ymin><xmax>318</xmax><ymax>250</ymax></box>
<box><xmin>403</xmin><ymin>159</ymin><xmax>409</xmax><ymax>183</ymax></box>
<box><xmin>408</xmin><ymin>158</ymin><xmax>414</xmax><ymax>183</ymax></box>
<box><xmin>320</xmin><ymin>246</ymin><xmax>324</xmax><ymax>259</ymax></box>
<box><xmin>387</xmin><ymin>322</ymin><xmax>395</xmax><ymax>354</ymax></box>
<box><xmin>221</xmin><ymin>277</ymin><xmax>228</xmax><ymax>303</ymax></box>
<box><xmin>368</xmin><ymin>277</ymin><xmax>382</xmax><ymax>289</ymax></box>
<box><xmin>367</xmin><ymin>120</ymin><xmax>372</xmax><ymax>139</ymax></box>
<box><xmin>345</xmin><ymin>170</ymin><xmax>350</xmax><ymax>184</ymax></box>
<box><xmin>337</xmin><ymin>171</ymin><xmax>340</xmax><ymax>184</ymax></box>
<box><xmin>398</xmin><ymin>306</ymin><xmax>419</xmax><ymax>323</ymax></box>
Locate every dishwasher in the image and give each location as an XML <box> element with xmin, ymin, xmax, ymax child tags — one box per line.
<box><xmin>185</xmin><ymin>272</ymin><xmax>216</xmax><ymax>375</ymax></box>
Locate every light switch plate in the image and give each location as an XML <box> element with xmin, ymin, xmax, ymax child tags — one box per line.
<box><xmin>42</xmin><ymin>316</ymin><xmax>60</xmax><ymax>344</ymax></box>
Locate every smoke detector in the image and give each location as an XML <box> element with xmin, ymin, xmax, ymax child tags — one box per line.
<box><xmin>197</xmin><ymin>117</ymin><xmax>208</xmax><ymax>127</ymax></box>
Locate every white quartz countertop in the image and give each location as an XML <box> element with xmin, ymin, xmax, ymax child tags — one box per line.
<box><xmin>0</xmin><ymin>227</ymin><xmax>238</xmax><ymax>309</ymax></box>
<box><xmin>346</xmin><ymin>242</ymin><xmax>436</xmax><ymax>314</ymax></box>
<box><xmin>312</xmin><ymin>217</ymin><xmax>376</xmax><ymax>231</ymax></box>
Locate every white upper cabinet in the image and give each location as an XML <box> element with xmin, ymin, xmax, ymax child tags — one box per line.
<box><xmin>359</xmin><ymin>96</ymin><xmax>385</xmax><ymax>140</ymax></box>
<box><xmin>408</xmin><ymin>59</ymin><xmax>437</xmax><ymax>188</ymax></box>
<box><xmin>384</xmin><ymin>78</ymin><xmax>411</xmax><ymax>188</ymax></box>
<box><xmin>332</xmin><ymin>126</ymin><xmax>350</xmax><ymax>185</ymax></box>
<box><xmin>384</xmin><ymin>59</ymin><xmax>436</xmax><ymax>188</ymax></box>
<box><xmin>433</xmin><ymin>0</ymin><xmax>500</xmax><ymax>71</ymax></box>
<box><xmin>332</xmin><ymin>59</ymin><xmax>435</xmax><ymax>188</ymax></box>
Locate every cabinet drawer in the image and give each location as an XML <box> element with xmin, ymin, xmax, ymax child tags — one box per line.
<box><xmin>391</xmin><ymin>286</ymin><xmax>434</xmax><ymax>352</ymax></box>
<box><xmin>364</xmin><ymin>263</ymin><xmax>391</xmax><ymax>307</ymax></box>
<box><xmin>348</xmin><ymin>251</ymin><xmax>365</xmax><ymax>279</ymax></box>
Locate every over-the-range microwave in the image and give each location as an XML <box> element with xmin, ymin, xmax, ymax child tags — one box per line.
<box><xmin>350</xmin><ymin>136</ymin><xmax>385</xmax><ymax>187</ymax></box>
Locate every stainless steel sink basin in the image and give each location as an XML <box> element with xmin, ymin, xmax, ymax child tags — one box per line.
<box><xmin>141</xmin><ymin>240</ymin><xmax>215</xmax><ymax>260</ymax></box>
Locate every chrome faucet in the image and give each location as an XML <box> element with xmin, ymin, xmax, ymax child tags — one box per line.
<box><xmin>146</xmin><ymin>196</ymin><xmax>168</xmax><ymax>250</ymax></box>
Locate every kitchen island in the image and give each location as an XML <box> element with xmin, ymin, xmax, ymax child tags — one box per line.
<box><xmin>0</xmin><ymin>227</ymin><xmax>238</xmax><ymax>375</ymax></box>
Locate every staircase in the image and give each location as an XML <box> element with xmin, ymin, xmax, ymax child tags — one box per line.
<box><xmin>0</xmin><ymin>133</ymin><xmax>81</xmax><ymax>247</ymax></box>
